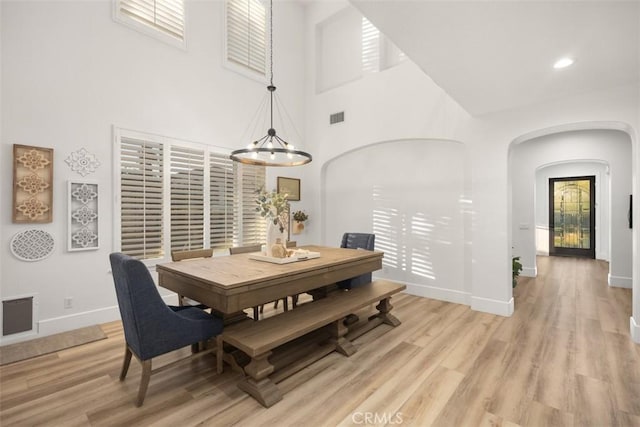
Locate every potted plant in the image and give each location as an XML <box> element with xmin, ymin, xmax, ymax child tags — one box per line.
<box><xmin>292</xmin><ymin>210</ymin><xmax>308</xmax><ymax>234</ymax></box>
<box><xmin>512</xmin><ymin>256</ymin><xmax>523</xmax><ymax>288</ymax></box>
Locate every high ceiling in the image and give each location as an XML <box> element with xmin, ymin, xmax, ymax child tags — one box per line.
<box><xmin>351</xmin><ymin>0</ymin><xmax>640</xmax><ymax>116</ymax></box>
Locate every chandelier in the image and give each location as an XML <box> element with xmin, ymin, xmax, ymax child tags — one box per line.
<box><xmin>230</xmin><ymin>0</ymin><xmax>312</xmax><ymax>167</ymax></box>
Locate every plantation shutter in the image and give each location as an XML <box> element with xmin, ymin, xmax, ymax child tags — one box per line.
<box><xmin>239</xmin><ymin>163</ymin><xmax>266</xmax><ymax>245</ymax></box>
<box><xmin>361</xmin><ymin>17</ymin><xmax>380</xmax><ymax>74</ymax></box>
<box><xmin>170</xmin><ymin>146</ymin><xmax>205</xmax><ymax>251</ymax></box>
<box><xmin>209</xmin><ymin>153</ymin><xmax>237</xmax><ymax>250</ymax></box>
<box><xmin>119</xmin><ymin>0</ymin><xmax>185</xmax><ymax>40</ymax></box>
<box><xmin>120</xmin><ymin>138</ymin><xmax>164</xmax><ymax>260</ymax></box>
<box><xmin>226</xmin><ymin>0</ymin><xmax>266</xmax><ymax>75</ymax></box>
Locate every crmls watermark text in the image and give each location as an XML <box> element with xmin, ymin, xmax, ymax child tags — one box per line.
<box><xmin>351</xmin><ymin>412</ymin><xmax>403</xmax><ymax>424</ymax></box>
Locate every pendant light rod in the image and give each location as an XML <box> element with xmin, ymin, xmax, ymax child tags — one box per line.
<box><xmin>230</xmin><ymin>0</ymin><xmax>312</xmax><ymax>167</ymax></box>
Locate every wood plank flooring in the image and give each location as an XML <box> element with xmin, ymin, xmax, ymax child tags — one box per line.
<box><xmin>1</xmin><ymin>256</ymin><xmax>638</xmax><ymax>426</ymax></box>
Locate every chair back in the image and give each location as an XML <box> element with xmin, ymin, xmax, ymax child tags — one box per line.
<box><xmin>340</xmin><ymin>233</ymin><xmax>375</xmax><ymax>251</ymax></box>
<box><xmin>229</xmin><ymin>244</ymin><xmax>262</xmax><ymax>255</ymax></box>
<box><xmin>109</xmin><ymin>253</ymin><xmax>179</xmax><ymax>359</ymax></box>
<box><xmin>339</xmin><ymin>233</ymin><xmax>375</xmax><ymax>289</ymax></box>
<box><xmin>171</xmin><ymin>248</ymin><xmax>213</xmax><ymax>262</ymax></box>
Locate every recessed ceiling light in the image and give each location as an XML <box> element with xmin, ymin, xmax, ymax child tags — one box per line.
<box><xmin>553</xmin><ymin>58</ymin><xmax>574</xmax><ymax>69</ymax></box>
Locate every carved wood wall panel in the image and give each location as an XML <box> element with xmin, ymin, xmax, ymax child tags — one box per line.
<box><xmin>13</xmin><ymin>144</ymin><xmax>53</xmax><ymax>223</ymax></box>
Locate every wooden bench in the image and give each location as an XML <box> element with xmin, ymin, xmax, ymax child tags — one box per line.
<box><xmin>222</xmin><ymin>280</ymin><xmax>406</xmax><ymax>407</ymax></box>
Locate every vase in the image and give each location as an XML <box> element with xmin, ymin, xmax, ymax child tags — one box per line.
<box><xmin>271</xmin><ymin>238</ymin><xmax>287</xmax><ymax>258</ymax></box>
<box><xmin>292</xmin><ymin>221</ymin><xmax>305</xmax><ymax>235</ymax></box>
<box><xmin>266</xmin><ymin>219</ymin><xmax>285</xmax><ymax>257</ymax></box>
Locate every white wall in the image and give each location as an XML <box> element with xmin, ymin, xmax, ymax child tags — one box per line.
<box><xmin>304</xmin><ymin>2</ymin><xmax>475</xmax><ymax>307</ymax></box>
<box><xmin>511</xmin><ymin>129</ymin><xmax>633</xmax><ymax>284</ymax></box>
<box><xmin>324</xmin><ymin>139</ymin><xmax>469</xmax><ymax>304</ymax></box>
<box><xmin>0</xmin><ymin>0</ymin><xmax>307</xmax><ymax>343</ymax></box>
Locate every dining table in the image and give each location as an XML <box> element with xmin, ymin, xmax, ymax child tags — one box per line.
<box><xmin>156</xmin><ymin>245</ymin><xmax>406</xmax><ymax>407</ymax></box>
<box><xmin>155</xmin><ymin>245</ymin><xmax>384</xmax><ymax>316</ymax></box>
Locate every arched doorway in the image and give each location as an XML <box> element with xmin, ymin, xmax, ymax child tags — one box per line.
<box><xmin>509</xmin><ymin>121</ymin><xmax>637</xmax><ymax>341</ymax></box>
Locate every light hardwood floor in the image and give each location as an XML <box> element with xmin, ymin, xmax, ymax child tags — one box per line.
<box><xmin>1</xmin><ymin>256</ymin><xmax>639</xmax><ymax>426</ymax></box>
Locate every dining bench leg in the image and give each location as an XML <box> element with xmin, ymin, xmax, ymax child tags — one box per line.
<box><xmin>238</xmin><ymin>377</ymin><xmax>282</xmax><ymax>408</ymax></box>
<box><xmin>237</xmin><ymin>351</ymin><xmax>282</xmax><ymax>407</ymax></box>
<box><xmin>328</xmin><ymin>319</ymin><xmax>357</xmax><ymax>357</ymax></box>
<box><xmin>374</xmin><ymin>297</ymin><xmax>401</xmax><ymax>327</ymax></box>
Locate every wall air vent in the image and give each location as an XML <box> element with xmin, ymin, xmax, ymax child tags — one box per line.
<box><xmin>330</xmin><ymin>111</ymin><xmax>345</xmax><ymax>125</ymax></box>
<box><xmin>3</xmin><ymin>297</ymin><xmax>34</xmax><ymax>336</ymax></box>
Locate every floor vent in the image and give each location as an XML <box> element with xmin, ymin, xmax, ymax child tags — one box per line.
<box><xmin>330</xmin><ymin>111</ymin><xmax>344</xmax><ymax>125</ymax></box>
<box><xmin>3</xmin><ymin>297</ymin><xmax>34</xmax><ymax>336</ymax></box>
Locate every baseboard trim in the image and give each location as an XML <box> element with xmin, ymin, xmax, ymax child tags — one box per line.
<box><xmin>521</xmin><ymin>266</ymin><xmax>537</xmax><ymax>277</ymax></box>
<box><xmin>404</xmin><ymin>282</ymin><xmax>471</xmax><ymax>306</ymax></box>
<box><xmin>37</xmin><ymin>306</ymin><xmax>122</xmax><ymax>339</ymax></box>
<box><xmin>471</xmin><ymin>296</ymin><xmax>514</xmax><ymax>317</ymax></box>
<box><xmin>608</xmin><ymin>274</ymin><xmax>632</xmax><ymax>289</ymax></box>
<box><xmin>2</xmin><ymin>294</ymin><xmax>176</xmax><ymax>346</ymax></box>
<box><xmin>631</xmin><ymin>317</ymin><xmax>640</xmax><ymax>344</ymax></box>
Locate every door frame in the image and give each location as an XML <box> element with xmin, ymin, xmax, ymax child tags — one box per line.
<box><xmin>549</xmin><ymin>175</ymin><xmax>596</xmax><ymax>259</ymax></box>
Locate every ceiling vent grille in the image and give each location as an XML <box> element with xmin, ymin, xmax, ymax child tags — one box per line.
<box><xmin>330</xmin><ymin>111</ymin><xmax>345</xmax><ymax>125</ymax></box>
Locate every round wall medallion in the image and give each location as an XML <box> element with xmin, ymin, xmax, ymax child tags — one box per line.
<box><xmin>10</xmin><ymin>229</ymin><xmax>55</xmax><ymax>262</ymax></box>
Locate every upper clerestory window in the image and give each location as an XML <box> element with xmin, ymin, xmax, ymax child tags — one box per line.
<box><xmin>225</xmin><ymin>0</ymin><xmax>267</xmax><ymax>81</ymax></box>
<box><xmin>114</xmin><ymin>0</ymin><xmax>186</xmax><ymax>49</ymax></box>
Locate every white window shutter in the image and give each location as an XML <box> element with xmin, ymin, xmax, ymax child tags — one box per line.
<box><xmin>118</xmin><ymin>131</ymin><xmax>265</xmax><ymax>260</ymax></box>
<box><xmin>226</xmin><ymin>0</ymin><xmax>266</xmax><ymax>75</ymax></box>
<box><xmin>119</xmin><ymin>0</ymin><xmax>185</xmax><ymax>41</ymax></box>
<box><xmin>209</xmin><ymin>152</ymin><xmax>237</xmax><ymax>250</ymax></box>
<box><xmin>362</xmin><ymin>16</ymin><xmax>407</xmax><ymax>74</ymax></box>
<box><xmin>238</xmin><ymin>163</ymin><xmax>266</xmax><ymax>245</ymax></box>
<box><xmin>170</xmin><ymin>146</ymin><xmax>205</xmax><ymax>252</ymax></box>
<box><xmin>362</xmin><ymin>17</ymin><xmax>380</xmax><ymax>74</ymax></box>
<box><xmin>120</xmin><ymin>138</ymin><xmax>165</xmax><ymax>260</ymax></box>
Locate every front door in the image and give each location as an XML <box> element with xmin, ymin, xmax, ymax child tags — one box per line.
<box><xmin>549</xmin><ymin>176</ymin><xmax>595</xmax><ymax>258</ymax></box>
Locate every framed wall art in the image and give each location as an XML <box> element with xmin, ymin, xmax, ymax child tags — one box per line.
<box><xmin>13</xmin><ymin>144</ymin><xmax>53</xmax><ymax>223</ymax></box>
<box><xmin>277</xmin><ymin>176</ymin><xmax>300</xmax><ymax>201</ymax></box>
<box><xmin>67</xmin><ymin>181</ymin><xmax>99</xmax><ymax>251</ymax></box>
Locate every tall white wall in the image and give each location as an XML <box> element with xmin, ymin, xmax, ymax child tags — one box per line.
<box><xmin>324</xmin><ymin>139</ymin><xmax>468</xmax><ymax>304</ymax></box>
<box><xmin>0</xmin><ymin>0</ymin><xmax>307</xmax><ymax>343</ymax></box>
<box><xmin>511</xmin><ymin>130</ymin><xmax>632</xmax><ymax>288</ymax></box>
<box><xmin>305</xmin><ymin>2</ymin><xmax>475</xmax><ymax>307</ymax></box>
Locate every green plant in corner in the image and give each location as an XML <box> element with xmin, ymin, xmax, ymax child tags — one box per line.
<box><xmin>512</xmin><ymin>256</ymin><xmax>523</xmax><ymax>288</ymax></box>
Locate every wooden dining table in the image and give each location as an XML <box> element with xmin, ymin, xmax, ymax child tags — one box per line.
<box><xmin>156</xmin><ymin>245</ymin><xmax>404</xmax><ymax>407</ymax></box>
<box><xmin>155</xmin><ymin>245</ymin><xmax>384</xmax><ymax>315</ymax></box>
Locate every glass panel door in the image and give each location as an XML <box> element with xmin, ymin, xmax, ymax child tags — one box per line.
<box><xmin>549</xmin><ymin>176</ymin><xmax>595</xmax><ymax>258</ymax></box>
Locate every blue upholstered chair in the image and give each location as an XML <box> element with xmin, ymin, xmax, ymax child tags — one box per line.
<box><xmin>109</xmin><ymin>253</ymin><xmax>224</xmax><ymax>406</ymax></box>
<box><xmin>338</xmin><ymin>233</ymin><xmax>376</xmax><ymax>289</ymax></box>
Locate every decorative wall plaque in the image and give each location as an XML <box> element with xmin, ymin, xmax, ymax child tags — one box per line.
<box><xmin>13</xmin><ymin>145</ymin><xmax>53</xmax><ymax>223</ymax></box>
<box><xmin>10</xmin><ymin>229</ymin><xmax>55</xmax><ymax>261</ymax></box>
<box><xmin>68</xmin><ymin>181</ymin><xmax>99</xmax><ymax>251</ymax></box>
<box><xmin>65</xmin><ymin>148</ymin><xmax>100</xmax><ymax>177</ymax></box>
